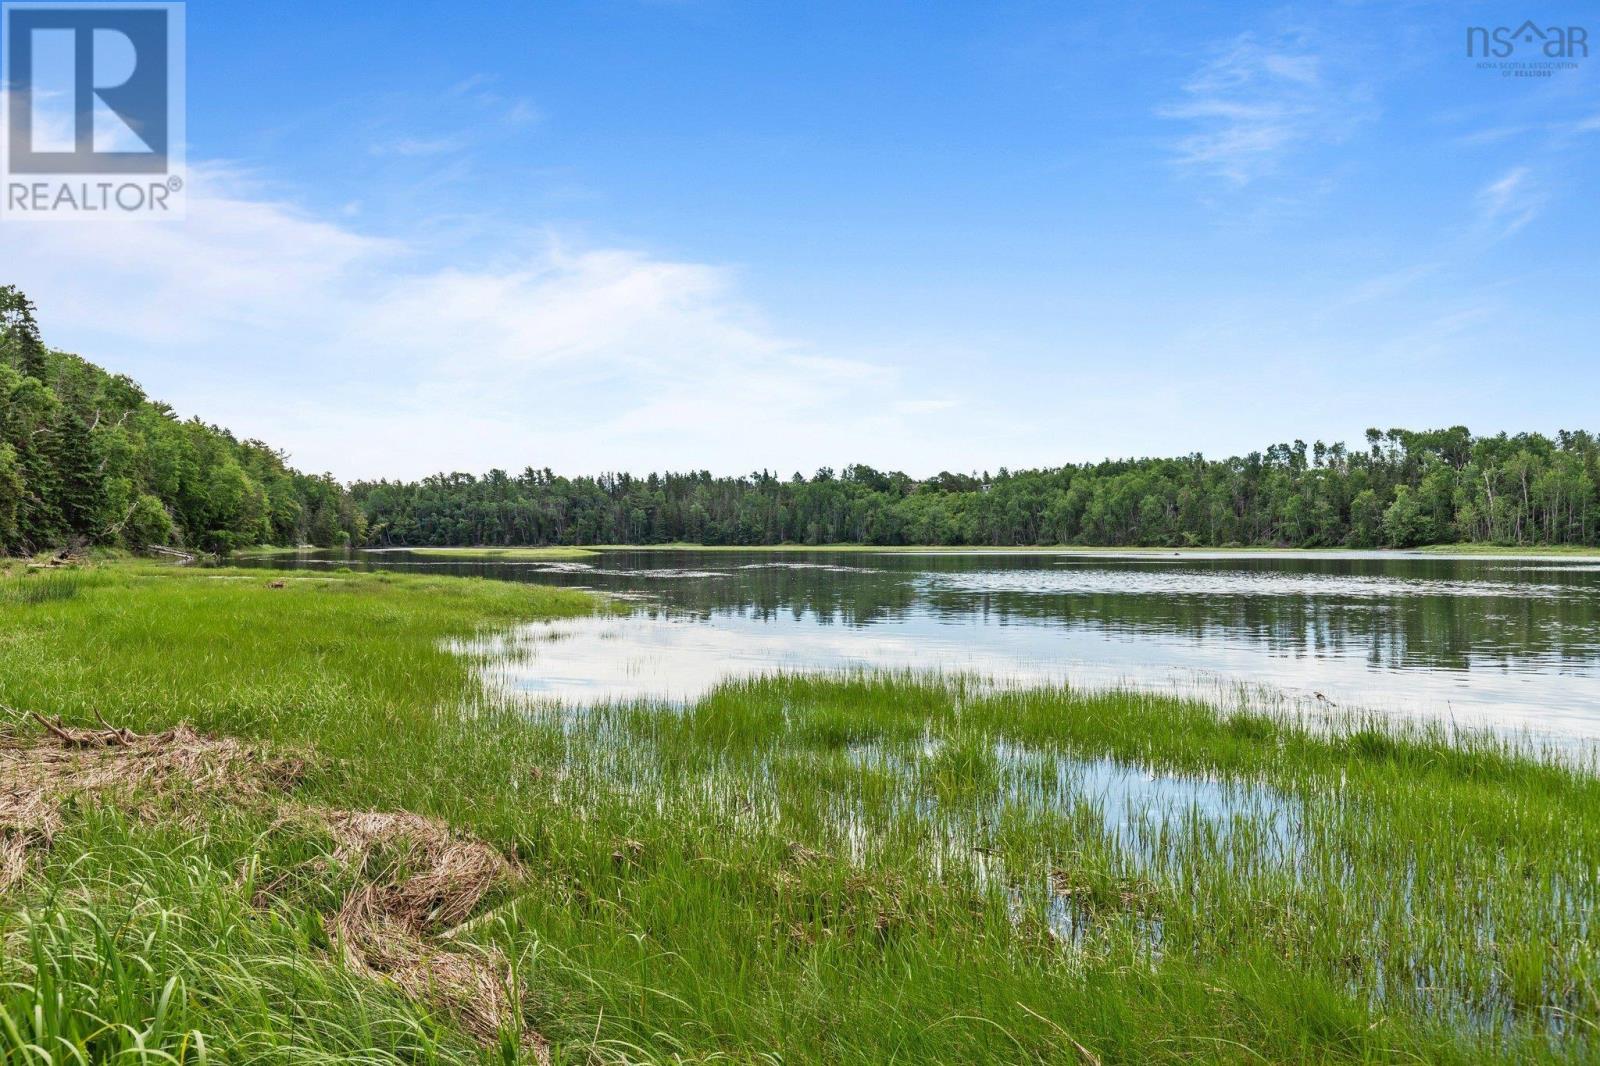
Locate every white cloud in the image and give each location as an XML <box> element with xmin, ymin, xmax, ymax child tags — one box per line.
<box><xmin>447</xmin><ymin>74</ymin><xmax>542</xmax><ymax>127</ymax></box>
<box><xmin>0</xmin><ymin>167</ymin><xmax>962</xmax><ymax>480</ymax></box>
<box><xmin>504</xmin><ymin>99</ymin><xmax>540</xmax><ymax>127</ymax></box>
<box><xmin>1451</xmin><ymin>124</ymin><xmax>1531</xmax><ymax>147</ymax></box>
<box><xmin>893</xmin><ymin>398</ymin><xmax>959</xmax><ymax>415</ymax></box>
<box><xmin>1161</xmin><ymin>32</ymin><xmax>1368</xmax><ymax>187</ymax></box>
<box><xmin>371</xmin><ymin>136</ymin><xmax>468</xmax><ymax>157</ymax></box>
<box><xmin>6</xmin><ymin>165</ymin><xmax>394</xmax><ymax>345</ymax></box>
<box><xmin>1476</xmin><ymin>166</ymin><xmax>1542</xmax><ymax>236</ymax></box>
<box><xmin>1342</xmin><ymin>263</ymin><xmax>1441</xmax><ymax>305</ymax></box>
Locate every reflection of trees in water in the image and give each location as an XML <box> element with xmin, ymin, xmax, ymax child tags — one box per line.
<box><xmin>250</xmin><ymin>551</ymin><xmax>1600</xmax><ymax>673</ymax></box>
<box><xmin>918</xmin><ymin>589</ymin><xmax>1599</xmax><ymax>671</ymax></box>
<box><xmin>906</xmin><ymin>555</ymin><xmax>1600</xmax><ymax>671</ymax></box>
<box><xmin>593</xmin><ymin>563</ymin><xmax>924</xmax><ymax>628</ymax></box>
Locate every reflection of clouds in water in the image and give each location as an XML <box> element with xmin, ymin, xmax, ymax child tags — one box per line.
<box><xmin>583</xmin><ymin>567</ymin><xmax>730</xmax><ymax>580</ymax></box>
<box><xmin>1001</xmin><ymin>745</ymin><xmax>1302</xmax><ymax>863</ymax></box>
<box><xmin>514</xmin><ymin>561</ymin><xmax>870</xmax><ymax>579</ymax></box>
<box><xmin>352</xmin><ymin>559</ymin><xmax>734</xmax><ymax>580</ymax></box>
<box><xmin>464</xmin><ymin>608</ymin><xmax>1600</xmax><ymax>741</ymax></box>
<box><xmin>259</xmin><ymin>548</ymin><xmax>1600</xmax><ymax>740</ymax></box>
<box><xmin>926</xmin><ymin>567</ymin><xmax>1575</xmax><ymax>600</ymax></box>
<box><xmin>472</xmin><ymin>613</ymin><xmax>997</xmax><ymax>704</ymax></box>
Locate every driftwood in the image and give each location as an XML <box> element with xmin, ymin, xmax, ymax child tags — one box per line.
<box><xmin>28</xmin><ymin>708</ymin><xmax>147</xmax><ymax>747</ymax></box>
<box><xmin>145</xmin><ymin>544</ymin><xmax>196</xmax><ymax>564</ymax></box>
<box><xmin>25</xmin><ymin>547</ymin><xmax>78</xmax><ymax>569</ymax></box>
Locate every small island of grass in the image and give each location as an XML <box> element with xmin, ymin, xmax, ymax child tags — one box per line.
<box><xmin>401</xmin><ymin>546</ymin><xmax>600</xmax><ymax>560</ymax></box>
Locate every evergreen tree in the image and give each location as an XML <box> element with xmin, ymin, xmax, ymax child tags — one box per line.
<box><xmin>0</xmin><ymin>286</ymin><xmax>366</xmax><ymax>555</ymax></box>
<box><xmin>0</xmin><ymin>286</ymin><xmax>47</xmax><ymax>381</ymax></box>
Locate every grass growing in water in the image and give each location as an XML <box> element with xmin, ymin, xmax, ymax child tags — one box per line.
<box><xmin>0</xmin><ymin>562</ymin><xmax>1596</xmax><ymax>1062</ymax></box>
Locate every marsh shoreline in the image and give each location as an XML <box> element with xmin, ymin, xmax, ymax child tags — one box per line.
<box><xmin>1</xmin><ymin>560</ymin><xmax>1596</xmax><ymax>1062</ymax></box>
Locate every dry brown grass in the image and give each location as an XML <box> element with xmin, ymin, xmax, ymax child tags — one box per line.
<box><xmin>0</xmin><ymin>712</ymin><xmax>547</xmax><ymax>1057</ymax></box>
<box><xmin>319</xmin><ymin>809</ymin><xmax>546</xmax><ymax>1058</ymax></box>
<box><xmin>0</xmin><ymin>713</ymin><xmax>305</xmax><ymax>889</ymax></box>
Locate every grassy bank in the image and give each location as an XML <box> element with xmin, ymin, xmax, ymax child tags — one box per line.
<box><xmin>0</xmin><ymin>563</ymin><xmax>1597</xmax><ymax>1062</ymax></box>
<box><xmin>412</xmin><ymin>541</ymin><xmax>1600</xmax><ymax>559</ymax></box>
<box><xmin>230</xmin><ymin>544</ymin><xmax>320</xmax><ymax>557</ymax></box>
<box><xmin>400</xmin><ymin>547</ymin><xmax>601</xmax><ymax>560</ymax></box>
<box><xmin>1416</xmin><ymin>542</ymin><xmax>1600</xmax><ymax>557</ymax></box>
<box><xmin>583</xmin><ymin>542</ymin><xmax>1361</xmax><ymax>554</ymax></box>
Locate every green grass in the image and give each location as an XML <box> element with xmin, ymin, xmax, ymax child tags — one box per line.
<box><xmin>229</xmin><ymin>544</ymin><xmax>319</xmax><ymax>557</ymax></box>
<box><xmin>251</xmin><ymin>541</ymin><xmax>1600</xmax><ymax>559</ymax></box>
<box><xmin>580</xmin><ymin>542</ymin><xmax>1354</xmax><ymax>553</ymax></box>
<box><xmin>399</xmin><ymin>547</ymin><xmax>600</xmax><ymax>560</ymax></box>
<box><xmin>564</xmin><ymin>542</ymin><xmax>1600</xmax><ymax>557</ymax></box>
<box><xmin>1416</xmin><ymin>542</ymin><xmax>1600</xmax><ymax>557</ymax></box>
<box><xmin>0</xmin><ymin>563</ymin><xmax>1597</xmax><ymax>1062</ymax></box>
<box><xmin>0</xmin><ymin>568</ymin><xmax>105</xmax><ymax>605</ymax></box>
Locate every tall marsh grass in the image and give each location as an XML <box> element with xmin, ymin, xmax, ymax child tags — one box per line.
<box><xmin>0</xmin><ymin>563</ymin><xmax>1595</xmax><ymax>1062</ymax></box>
<box><xmin>0</xmin><ymin>569</ymin><xmax>101</xmax><ymax>605</ymax></box>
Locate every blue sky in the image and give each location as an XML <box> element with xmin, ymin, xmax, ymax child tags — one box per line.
<box><xmin>5</xmin><ymin>0</ymin><xmax>1598</xmax><ymax>479</ymax></box>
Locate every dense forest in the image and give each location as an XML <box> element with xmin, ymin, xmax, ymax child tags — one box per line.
<box><xmin>0</xmin><ymin>286</ymin><xmax>364</xmax><ymax>555</ymax></box>
<box><xmin>356</xmin><ymin>427</ymin><xmax>1600</xmax><ymax>550</ymax></box>
<box><xmin>5</xmin><ymin>283</ymin><xmax>1598</xmax><ymax>555</ymax></box>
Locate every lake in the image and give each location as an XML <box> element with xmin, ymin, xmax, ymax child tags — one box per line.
<box><xmin>241</xmin><ymin>549</ymin><xmax>1600</xmax><ymax>739</ymax></box>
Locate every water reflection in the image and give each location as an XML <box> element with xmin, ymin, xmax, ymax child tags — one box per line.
<box><xmin>243</xmin><ymin>549</ymin><xmax>1600</xmax><ymax>737</ymax></box>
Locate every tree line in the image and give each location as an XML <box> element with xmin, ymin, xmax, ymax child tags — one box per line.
<box><xmin>0</xmin><ymin>286</ymin><xmax>365</xmax><ymax>555</ymax></box>
<box><xmin>5</xmin><ymin>282</ymin><xmax>1597</xmax><ymax>554</ymax></box>
<box><xmin>356</xmin><ymin>427</ymin><xmax>1600</xmax><ymax>550</ymax></box>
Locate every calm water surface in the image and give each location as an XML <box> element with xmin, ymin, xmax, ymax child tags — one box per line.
<box><xmin>246</xmin><ymin>549</ymin><xmax>1600</xmax><ymax>739</ymax></box>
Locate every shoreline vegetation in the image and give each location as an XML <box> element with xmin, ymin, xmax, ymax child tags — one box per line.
<box><xmin>231</xmin><ymin>545</ymin><xmax>602</xmax><ymax>560</ymax></box>
<box><xmin>5</xmin><ymin>285</ymin><xmax>1600</xmax><ymax>561</ymax></box>
<box><xmin>1</xmin><ymin>558</ymin><xmax>1597</xmax><ymax>1062</ymax></box>
<box><xmin>6</xmin><ymin>282</ymin><xmax>1600</xmax><ymax>1059</ymax></box>
<box><xmin>1414</xmin><ymin>541</ymin><xmax>1600</xmax><ymax>557</ymax></box>
<box><xmin>239</xmin><ymin>541</ymin><xmax>1600</xmax><ymax>560</ymax></box>
<box><xmin>393</xmin><ymin>546</ymin><xmax>600</xmax><ymax>560</ymax></box>
<box><xmin>354</xmin><ymin>429</ymin><xmax>1600</xmax><ymax>554</ymax></box>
